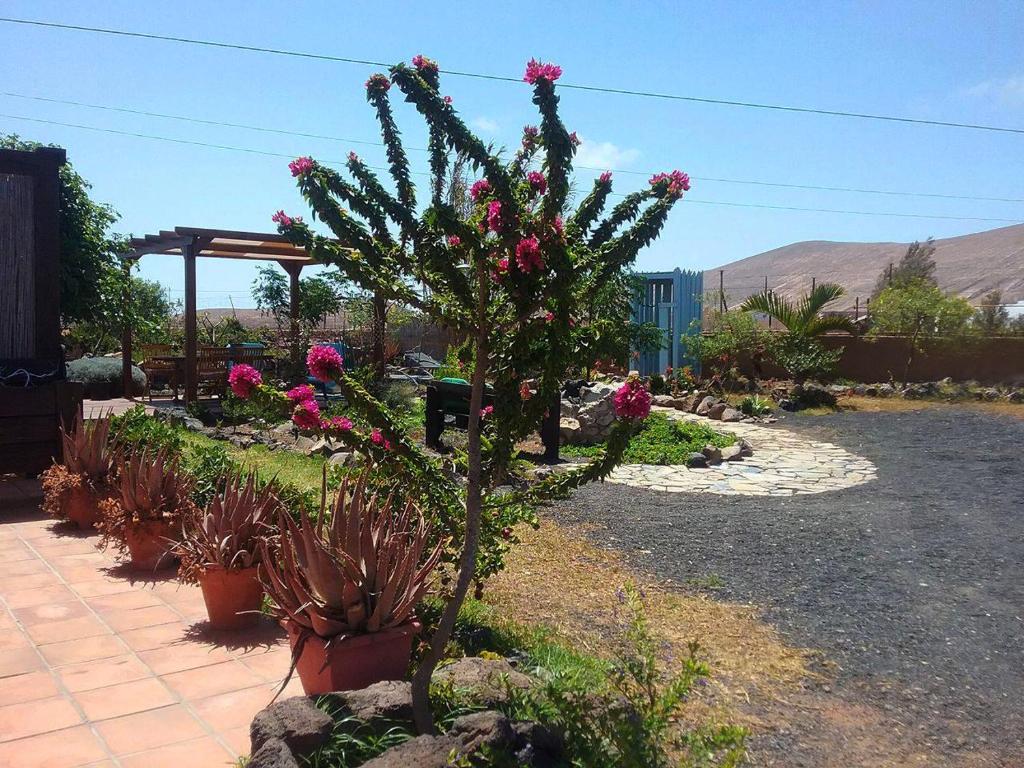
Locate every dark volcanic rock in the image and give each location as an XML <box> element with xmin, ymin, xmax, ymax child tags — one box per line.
<box><xmin>250</xmin><ymin>696</ymin><xmax>333</xmax><ymax>755</ymax></box>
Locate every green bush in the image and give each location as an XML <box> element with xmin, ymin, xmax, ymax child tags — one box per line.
<box><xmin>739</xmin><ymin>394</ymin><xmax>772</xmax><ymax>416</ymax></box>
<box><xmin>221</xmin><ymin>392</ymin><xmax>287</xmax><ymax>426</ymax></box>
<box><xmin>183</xmin><ymin>442</ymin><xmax>238</xmax><ymax>508</ymax></box>
<box><xmin>109</xmin><ymin>406</ymin><xmax>183</xmax><ymax>458</ymax></box>
<box><xmin>67</xmin><ymin>357</ymin><xmax>146</xmax><ymax>398</ymax></box>
<box><xmin>648</xmin><ymin>373</ymin><xmax>666</xmax><ymax>395</ymax></box>
<box><xmin>563</xmin><ymin>414</ymin><xmax>734</xmax><ymax>465</ymax></box>
<box><xmin>771</xmin><ymin>334</ymin><xmax>841</xmax><ymax>382</ymax></box>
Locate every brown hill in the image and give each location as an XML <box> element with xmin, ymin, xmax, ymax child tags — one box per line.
<box><xmin>705</xmin><ymin>223</ymin><xmax>1024</xmax><ymax>311</ymax></box>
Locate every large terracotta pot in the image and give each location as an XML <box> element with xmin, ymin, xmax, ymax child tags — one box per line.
<box><xmin>65</xmin><ymin>485</ymin><xmax>101</xmax><ymax>531</ymax></box>
<box><xmin>198</xmin><ymin>566</ymin><xmax>263</xmax><ymax>630</ymax></box>
<box><xmin>284</xmin><ymin>619</ymin><xmax>421</xmax><ymax>695</ymax></box>
<box><xmin>124</xmin><ymin>521</ymin><xmax>177</xmax><ymax>571</ymax></box>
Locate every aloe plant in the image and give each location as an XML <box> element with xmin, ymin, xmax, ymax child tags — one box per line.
<box><xmin>176</xmin><ymin>472</ymin><xmax>280</xmax><ymax>583</ymax></box>
<box><xmin>260</xmin><ymin>472</ymin><xmax>443</xmax><ymax>639</ymax></box>
<box><xmin>61</xmin><ymin>411</ymin><xmax>118</xmax><ymax>484</ymax></box>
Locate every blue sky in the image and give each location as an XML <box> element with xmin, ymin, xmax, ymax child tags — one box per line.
<box><xmin>3</xmin><ymin>1</ymin><xmax>1022</xmax><ymax>308</ymax></box>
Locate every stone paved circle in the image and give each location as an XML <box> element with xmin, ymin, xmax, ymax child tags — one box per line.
<box><xmin>605</xmin><ymin>406</ymin><xmax>877</xmax><ymax>496</ymax></box>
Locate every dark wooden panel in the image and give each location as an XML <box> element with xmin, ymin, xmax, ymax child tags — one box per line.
<box><xmin>0</xmin><ymin>385</ymin><xmax>57</xmax><ymax>417</ymax></box>
<box><xmin>0</xmin><ymin>415</ymin><xmax>60</xmax><ymax>445</ymax></box>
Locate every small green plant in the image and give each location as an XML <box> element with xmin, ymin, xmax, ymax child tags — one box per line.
<box><xmin>183</xmin><ymin>442</ymin><xmax>238</xmax><ymax>508</ymax></box>
<box><xmin>302</xmin><ymin>703</ymin><xmax>413</xmax><ymax>767</ymax></box>
<box><xmin>562</xmin><ymin>414</ymin><xmax>734</xmax><ymax>465</ymax></box>
<box><xmin>648</xmin><ymin>373</ymin><xmax>666</xmax><ymax>395</ymax></box>
<box><xmin>110</xmin><ymin>406</ymin><xmax>184</xmax><ymax>458</ymax></box>
<box><xmin>738</xmin><ymin>394</ymin><xmax>772</xmax><ymax>417</ymax></box>
<box><xmin>222</xmin><ymin>391</ymin><xmax>289</xmax><ymax>426</ymax></box>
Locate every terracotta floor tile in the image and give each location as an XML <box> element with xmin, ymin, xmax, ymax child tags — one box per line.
<box><xmin>236</xmin><ymin>647</ymin><xmax>291</xmax><ymax>682</ymax></box>
<box><xmin>218</xmin><ymin>725</ymin><xmax>251</xmax><ymax>757</ymax></box>
<box><xmin>40</xmin><ymin>634</ymin><xmax>127</xmax><ymax>667</ymax></box>
<box><xmin>137</xmin><ymin>642</ymin><xmax>233</xmax><ymax>675</ymax></box>
<box><xmin>118</xmin><ymin>736</ymin><xmax>234</xmax><ymax>768</ymax></box>
<box><xmin>32</xmin><ymin>540</ymin><xmax>100</xmax><ymax>557</ymax></box>
<box><xmin>0</xmin><ymin>628</ymin><xmax>32</xmax><ymax>651</ymax></box>
<box><xmin>0</xmin><ymin>670</ymin><xmax>60</xmax><ymax>707</ymax></box>
<box><xmin>117</xmin><ymin>622</ymin><xmax>190</xmax><ymax>652</ymax></box>
<box><xmin>3</xmin><ymin>585</ymin><xmax>78</xmax><ymax>610</ymax></box>
<box><xmin>4</xmin><ymin>559</ymin><xmax>50</xmax><ymax>577</ymax></box>
<box><xmin>0</xmin><ymin>544</ymin><xmax>35</xmax><ymax>562</ymax></box>
<box><xmin>0</xmin><ymin>696</ymin><xmax>82</xmax><ymax>741</ymax></box>
<box><xmin>69</xmin><ymin>578</ymin><xmax>135</xmax><ymax>598</ymax></box>
<box><xmin>95</xmin><ymin>704</ymin><xmax>206</xmax><ymax>755</ymax></box>
<box><xmin>102</xmin><ymin>605</ymin><xmax>181</xmax><ymax>632</ymax></box>
<box><xmin>86</xmin><ymin>590</ymin><xmax>164</xmax><ymax>613</ymax></box>
<box><xmin>13</xmin><ymin>600</ymin><xmax>92</xmax><ymax>627</ymax></box>
<box><xmin>24</xmin><ymin>615</ymin><xmax>111</xmax><ymax>645</ymax></box>
<box><xmin>57</xmin><ymin>654</ymin><xmax>151</xmax><ymax>693</ymax></box>
<box><xmin>0</xmin><ymin>646</ymin><xmax>44</xmax><ymax>677</ymax></box>
<box><xmin>73</xmin><ymin>676</ymin><xmax>177</xmax><ymax>721</ymax></box>
<box><xmin>191</xmin><ymin>685</ymin><xmax>273</xmax><ymax>731</ymax></box>
<box><xmin>0</xmin><ymin>724</ymin><xmax>109</xmax><ymax>767</ymax></box>
<box><xmin>164</xmin><ymin>660</ymin><xmax>265</xmax><ymax>701</ymax></box>
<box><xmin>0</xmin><ymin>572</ymin><xmax>64</xmax><ymax>592</ymax></box>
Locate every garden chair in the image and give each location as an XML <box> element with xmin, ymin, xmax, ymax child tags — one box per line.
<box><xmin>139</xmin><ymin>344</ymin><xmax>179</xmax><ymax>401</ymax></box>
<box><xmin>197</xmin><ymin>347</ymin><xmax>231</xmax><ymax>399</ymax></box>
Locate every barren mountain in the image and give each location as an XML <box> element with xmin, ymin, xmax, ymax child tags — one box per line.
<box><xmin>705</xmin><ymin>223</ymin><xmax>1024</xmax><ymax>311</ymax></box>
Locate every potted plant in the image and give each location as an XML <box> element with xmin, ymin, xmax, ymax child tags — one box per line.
<box><xmin>260</xmin><ymin>472</ymin><xmax>443</xmax><ymax>694</ymax></box>
<box><xmin>176</xmin><ymin>472</ymin><xmax>279</xmax><ymax>630</ymax></box>
<box><xmin>40</xmin><ymin>412</ymin><xmax>119</xmax><ymax>531</ymax></box>
<box><xmin>98</xmin><ymin>448</ymin><xmax>195</xmax><ymax>571</ymax></box>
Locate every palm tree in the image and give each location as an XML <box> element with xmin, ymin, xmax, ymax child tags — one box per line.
<box><xmin>740</xmin><ymin>282</ymin><xmax>856</xmax><ymax>336</ymax></box>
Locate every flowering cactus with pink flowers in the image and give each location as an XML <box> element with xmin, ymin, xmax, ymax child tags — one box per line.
<box><xmin>256</xmin><ymin>55</ymin><xmax>684</xmax><ymax>732</ymax></box>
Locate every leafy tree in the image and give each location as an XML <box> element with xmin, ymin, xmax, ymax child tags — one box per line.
<box><xmin>871</xmin><ymin>238</ymin><xmax>937</xmax><ymax>300</ymax></box>
<box><xmin>250</xmin><ymin>264</ymin><xmax>346</xmax><ymax>329</ymax></box>
<box><xmin>684</xmin><ymin>308</ymin><xmax>775</xmax><ymax>381</ymax></box>
<box><xmin>869</xmin><ymin>279</ymin><xmax>975</xmax><ymax>381</ymax></box>
<box><xmin>1</xmin><ymin>134</ymin><xmax>125</xmax><ymax>327</ymax></box>
<box><xmin>253</xmin><ymin>55</ymin><xmax>688</xmax><ymax>732</ymax></box>
<box><xmin>974</xmin><ymin>289</ymin><xmax>1009</xmax><ymax>334</ymax></box>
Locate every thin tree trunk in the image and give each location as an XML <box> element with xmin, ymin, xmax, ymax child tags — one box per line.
<box><xmin>372</xmin><ymin>294</ymin><xmax>387</xmax><ymax>380</ymax></box>
<box><xmin>410</xmin><ymin>265</ymin><xmax>488</xmax><ymax>734</ymax></box>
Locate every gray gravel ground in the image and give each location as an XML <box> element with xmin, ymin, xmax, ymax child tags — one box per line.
<box><xmin>553</xmin><ymin>407</ymin><xmax>1024</xmax><ymax>766</ymax></box>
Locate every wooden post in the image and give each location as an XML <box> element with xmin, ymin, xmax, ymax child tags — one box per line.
<box><xmin>765</xmin><ymin>275</ymin><xmax>771</xmax><ymax>329</ymax></box>
<box><xmin>855</xmin><ymin>296</ymin><xmax>860</xmax><ymax>319</ymax></box>
<box><xmin>120</xmin><ymin>259</ymin><xmax>133</xmax><ymax>399</ymax></box>
<box><xmin>280</xmin><ymin>261</ymin><xmax>303</xmax><ymax>380</ymax></box>
<box><xmin>719</xmin><ymin>270</ymin><xmax>725</xmax><ymax>313</ymax></box>
<box><xmin>183</xmin><ymin>239</ymin><xmax>198</xmax><ymax>405</ymax></box>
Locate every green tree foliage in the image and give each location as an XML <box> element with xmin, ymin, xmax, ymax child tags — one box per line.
<box><xmin>250</xmin><ymin>264</ymin><xmax>347</xmax><ymax>328</ymax></box>
<box><xmin>684</xmin><ymin>307</ymin><xmax>774</xmax><ymax>380</ymax></box>
<box><xmin>1</xmin><ymin>134</ymin><xmax>125</xmax><ymax>327</ymax></box>
<box><xmin>974</xmin><ymin>289</ymin><xmax>1010</xmax><ymax>335</ymax></box>
<box><xmin>872</xmin><ymin>238</ymin><xmax>937</xmax><ymax>299</ymax></box>
<box><xmin>869</xmin><ymin>279</ymin><xmax>975</xmax><ymax>381</ymax></box>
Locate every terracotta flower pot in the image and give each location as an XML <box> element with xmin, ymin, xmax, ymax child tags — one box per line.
<box><xmin>65</xmin><ymin>485</ymin><xmax>101</xmax><ymax>531</ymax></box>
<box><xmin>124</xmin><ymin>521</ymin><xmax>177</xmax><ymax>571</ymax></box>
<box><xmin>198</xmin><ymin>566</ymin><xmax>263</xmax><ymax>630</ymax></box>
<box><xmin>284</xmin><ymin>619</ymin><xmax>421</xmax><ymax>695</ymax></box>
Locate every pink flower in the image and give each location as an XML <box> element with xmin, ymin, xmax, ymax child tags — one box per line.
<box><xmin>613</xmin><ymin>377</ymin><xmax>652</xmax><ymax>420</ymax></box>
<box><xmin>552</xmin><ymin>216</ymin><xmax>564</xmax><ymax>236</ymax></box>
<box><xmin>366</xmin><ymin>73</ymin><xmax>391</xmax><ymax>92</ymax></box>
<box><xmin>524</xmin><ymin>58</ymin><xmax>563</xmax><ymax>84</ymax></box>
<box><xmin>289</xmin><ymin>156</ymin><xmax>314</xmax><ymax>177</ymax></box>
<box><xmin>448</xmin><ymin>235</ymin><xmax>461</xmax><ymax>247</ymax></box>
<box><xmin>326</xmin><ymin>416</ymin><xmax>353</xmax><ymax>432</ymax></box>
<box><xmin>487</xmin><ymin>200</ymin><xmax>504</xmax><ymax>233</ymax></box>
<box><xmin>544</xmin><ymin>311</ymin><xmax>555</xmax><ymax>322</ymax></box>
<box><xmin>272</xmin><ymin>210</ymin><xmax>302</xmax><ymax>228</ymax></box>
<box><xmin>443</xmin><ymin>95</ymin><xmax>453</xmax><ymax>104</ymax></box>
<box><xmin>292</xmin><ymin>399</ymin><xmax>321</xmax><ymax>431</ymax></box>
<box><xmin>522</xmin><ymin>125</ymin><xmax>539</xmax><ymax>147</ymax></box>
<box><xmin>228</xmin><ymin>364</ymin><xmax>261</xmax><ymax>399</ymax></box>
<box><xmin>370</xmin><ymin>428</ymin><xmax>384</xmax><ymax>445</ymax></box>
<box><xmin>599</xmin><ymin>171</ymin><xmax>612</xmax><ymax>184</ymax></box>
<box><xmin>493</xmin><ymin>257</ymin><xmax>510</xmax><ymax>281</ymax></box>
<box><xmin>348</xmin><ymin>151</ymin><xmax>359</xmax><ymax>163</ymax></box>
<box><xmin>470</xmin><ymin>178</ymin><xmax>492</xmax><ymax>201</ymax></box>
<box><xmin>519</xmin><ymin>381</ymin><xmax>533</xmax><ymax>401</ymax></box>
<box><xmin>526</xmin><ymin>171</ymin><xmax>547</xmax><ymax>195</ymax></box>
<box><xmin>286</xmin><ymin>384</ymin><xmax>316</xmax><ymax>403</ymax></box>
<box><xmin>411</xmin><ymin>54</ymin><xmax>438</xmax><ymax>73</ymax></box>
<box><xmin>515</xmin><ymin>235</ymin><xmax>543</xmax><ymax>273</ymax></box>
<box><xmin>480</xmin><ymin>405</ymin><xmax>494</xmax><ymax>419</ymax></box>
<box><xmin>306</xmin><ymin>345</ymin><xmax>344</xmax><ymax>382</ymax></box>
<box><xmin>569</xmin><ymin>131</ymin><xmax>581</xmax><ymax>147</ymax></box>
<box><xmin>649</xmin><ymin>170</ymin><xmax>691</xmax><ymax>197</ymax></box>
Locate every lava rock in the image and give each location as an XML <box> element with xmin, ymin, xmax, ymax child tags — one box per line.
<box><xmin>701</xmin><ymin>444</ymin><xmax>723</xmax><ymax>465</ymax></box>
<box><xmin>695</xmin><ymin>396</ymin><xmax>717</xmax><ymax>416</ymax></box>
<box><xmin>250</xmin><ymin>696</ymin><xmax>333</xmax><ymax>755</ymax></box>
<box><xmin>720</xmin><ymin>407</ymin><xmax>744</xmax><ymax>422</ymax></box>
<box><xmin>432</xmin><ymin>657</ymin><xmax>533</xmax><ymax>708</ymax></box>
<box><xmin>721</xmin><ymin>444</ymin><xmax>743</xmax><ymax>461</ymax></box>
<box><xmin>329</xmin><ymin>680</ymin><xmax>413</xmax><ymax>731</ymax></box>
<box><xmin>247</xmin><ymin>738</ymin><xmax>300</xmax><ymax>768</ymax></box>
<box><xmin>687</xmin><ymin>452</ymin><xmax>709</xmax><ymax>468</ymax></box>
<box><xmin>706</xmin><ymin>402</ymin><xmax>728</xmax><ymax>420</ymax></box>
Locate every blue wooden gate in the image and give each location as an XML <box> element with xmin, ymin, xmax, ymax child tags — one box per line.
<box><xmin>631</xmin><ymin>269</ymin><xmax>703</xmax><ymax>376</ymax></box>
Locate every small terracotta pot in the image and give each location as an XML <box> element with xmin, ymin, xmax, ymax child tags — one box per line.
<box><xmin>124</xmin><ymin>521</ymin><xmax>177</xmax><ymax>571</ymax></box>
<box><xmin>198</xmin><ymin>566</ymin><xmax>263</xmax><ymax>630</ymax></box>
<box><xmin>65</xmin><ymin>485</ymin><xmax>100</xmax><ymax>531</ymax></box>
<box><xmin>284</xmin><ymin>619</ymin><xmax>421</xmax><ymax>694</ymax></box>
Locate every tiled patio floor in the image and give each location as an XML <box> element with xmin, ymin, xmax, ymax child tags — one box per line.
<box><xmin>0</xmin><ymin>478</ymin><xmax>302</xmax><ymax>768</ymax></box>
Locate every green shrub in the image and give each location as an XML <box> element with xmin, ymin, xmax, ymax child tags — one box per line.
<box><xmin>739</xmin><ymin>394</ymin><xmax>772</xmax><ymax>416</ymax></box>
<box><xmin>771</xmin><ymin>334</ymin><xmax>841</xmax><ymax>382</ymax></box>
<box><xmin>109</xmin><ymin>406</ymin><xmax>183</xmax><ymax>458</ymax></box>
<box><xmin>648</xmin><ymin>373</ymin><xmax>666</xmax><ymax>395</ymax></box>
<box><xmin>67</xmin><ymin>357</ymin><xmax>146</xmax><ymax>398</ymax></box>
<box><xmin>221</xmin><ymin>392</ymin><xmax>287</xmax><ymax>426</ymax></box>
<box><xmin>563</xmin><ymin>414</ymin><xmax>734</xmax><ymax>465</ymax></box>
<box><xmin>183</xmin><ymin>442</ymin><xmax>238</xmax><ymax>508</ymax></box>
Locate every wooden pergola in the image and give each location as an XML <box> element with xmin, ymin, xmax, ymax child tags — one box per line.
<box><xmin>121</xmin><ymin>227</ymin><xmax>327</xmax><ymax>405</ymax></box>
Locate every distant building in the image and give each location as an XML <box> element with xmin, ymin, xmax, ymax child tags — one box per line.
<box><xmin>631</xmin><ymin>269</ymin><xmax>703</xmax><ymax>377</ymax></box>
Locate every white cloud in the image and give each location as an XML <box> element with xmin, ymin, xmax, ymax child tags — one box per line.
<box><xmin>471</xmin><ymin>116</ymin><xmax>499</xmax><ymax>133</ymax></box>
<box><xmin>573</xmin><ymin>137</ymin><xmax>640</xmax><ymax>170</ymax></box>
<box><xmin>962</xmin><ymin>75</ymin><xmax>1024</xmax><ymax>106</ymax></box>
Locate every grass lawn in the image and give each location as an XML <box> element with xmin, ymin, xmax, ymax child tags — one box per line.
<box><xmin>562</xmin><ymin>412</ymin><xmax>736</xmax><ymax>464</ymax></box>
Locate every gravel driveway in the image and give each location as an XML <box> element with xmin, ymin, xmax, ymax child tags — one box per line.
<box><xmin>554</xmin><ymin>407</ymin><xmax>1024</xmax><ymax>766</ymax></box>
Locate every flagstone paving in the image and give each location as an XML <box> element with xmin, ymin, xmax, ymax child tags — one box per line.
<box><xmin>0</xmin><ymin>478</ymin><xmax>300</xmax><ymax>768</ymax></box>
<box><xmin>606</xmin><ymin>406</ymin><xmax>877</xmax><ymax>495</ymax></box>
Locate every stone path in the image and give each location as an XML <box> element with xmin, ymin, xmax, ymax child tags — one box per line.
<box><xmin>606</xmin><ymin>407</ymin><xmax>876</xmax><ymax>496</ymax></box>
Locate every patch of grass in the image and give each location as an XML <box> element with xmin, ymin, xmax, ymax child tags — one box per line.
<box><xmin>687</xmin><ymin>573</ymin><xmax>725</xmax><ymax>591</ymax></box>
<box><xmin>562</xmin><ymin>413</ymin><xmax>735</xmax><ymax>465</ymax></box>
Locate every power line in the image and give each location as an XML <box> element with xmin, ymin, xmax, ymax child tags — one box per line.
<box><xmin>4</xmin><ymin>112</ymin><xmax>1021</xmax><ymax>224</ymax></box>
<box><xmin>3</xmin><ymin>16</ymin><xmax>1023</xmax><ymax>136</ymax></box>
<box><xmin>5</xmin><ymin>91</ymin><xmax>1022</xmax><ymax>204</ymax></box>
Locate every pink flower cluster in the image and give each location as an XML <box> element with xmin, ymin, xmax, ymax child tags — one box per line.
<box><xmin>289</xmin><ymin>156</ymin><xmax>314</xmax><ymax>177</ymax></box>
<box><xmin>526</xmin><ymin>171</ymin><xmax>547</xmax><ymax>195</ymax></box>
<box><xmin>493</xmin><ymin>257</ymin><xmax>510</xmax><ymax>281</ymax></box>
<box><xmin>599</xmin><ymin>171</ymin><xmax>612</xmax><ymax>184</ymax></box>
<box><xmin>228</xmin><ymin>364</ymin><xmax>262</xmax><ymax>398</ymax></box>
<box><xmin>306</xmin><ymin>345</ymin><xmax>344</xmax><ymax>382</ymax></box>
<box><xmin>613</xmin><ymin>378</ymin><xmax>652</xmax><ymax>420</ymax></box>
<box><xmin>292</xmin><ymin>398</ymin><xmax>321</xmax><ymax>431</ymax></box>
<box><xmin>522</xmin><ymin>125</ymin><xmax>539</xmax><ymax>147</ymax></box>
<box><xmin>286</xmin><ymin>384</ymin><xmax>315</xmax><ymax>404</ymax></box>
<box><xmin>524</xmin><ymin>58</ymin><xmax>563</xmax><ymax>84</ymax></box>
<box><xmin>411</xmin><ymin>54</ymin><xmax>439</xmax><ymax>73</ymax></box>
<box><xmin>348</xmin><ymin>151</ymin><xmax>360</xmax><ymax>163</ymax></box>
<box><xmin>470</xmin><ymin>178</ymin><xmax>492</xmax><ymax>201</ymax></box>
<box><xmin>443</xmin><ymin>95</ymin><xmax>453</xmax><ymax>105</ymax></box>
<box><xmin>519</xmin><ymin>381</ymin><xmax>533</xmax><ymax>401</ymax></box>
<box><xmin>515</xmin><ymin>235</ymin><xmax>543</xmax><ymax>273</ymax></box>
<box><xmin>480</xmin><ymin>405</ymin><xmax>494</xmax><ymax>419</ymax></box>
<box><xmin>486</xmin><ymin>200</ymin><xmax>504</xmax><ymax>233</ymax></box>
<box><xmin>569</xmin><ymin>131</ymin><xmax>581</xmax><ymax>148</ymax></box>
<box><xmin>448</xmin><ymin>235</ymin><xmax>461</xmax><ymax>247</ymax></box>
<box><xmin>370</xmin><ymin>428</ymin><xmax>392</xmax><ymax>450</ymax></box>
<box><xmin>323</xmin><ymin>415</ymin><xmax>352</xmax><ymax>432</ymax></box>
<box><xmin>649</xmin><ymin>170</ymin><xmax>691</xmax><ymax>197</ymax></box>
<box><xmin>272</xmin><ymin>210</ymin><xmax>302</xmax><ymax>228</ymax></box>
<box><xmin>366</xmin><ymin>73</ymin><xmax>391</xmax><ymax>92</ymax></box>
